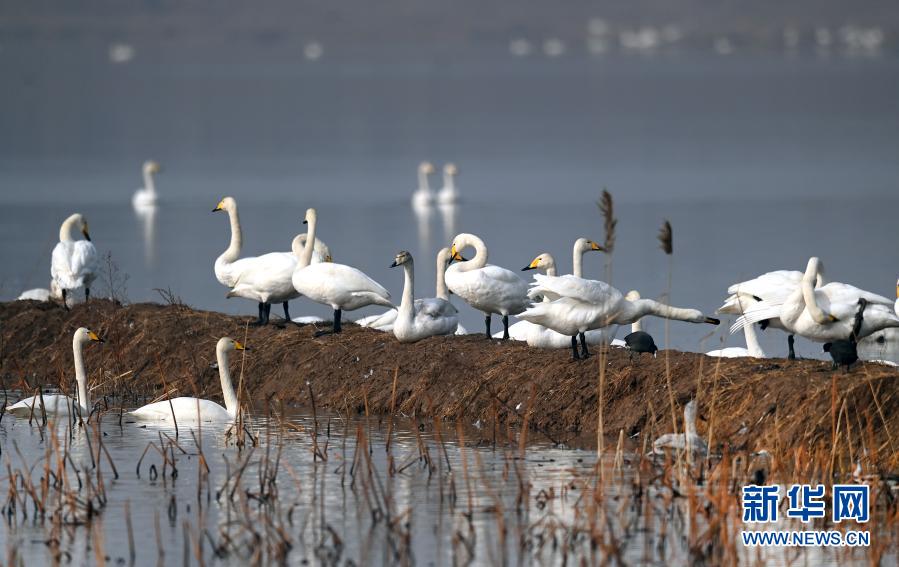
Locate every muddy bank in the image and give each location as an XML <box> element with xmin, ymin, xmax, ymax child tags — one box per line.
<box><xmin>2</xmin><ymin>300</ymin><xmax>898</xmax><ymax>469</ymax></box>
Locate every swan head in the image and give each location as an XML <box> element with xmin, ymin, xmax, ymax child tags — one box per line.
<box><xmin>217</xmin><ymin>337</ymin><xmax>246</xmax><ymax>353</ymax></box>
<box><xmin>444</xmin><ymin>163</ymin><xmax>458</xmax><ymax>176</ymax></box>
<box><xmin>450</xmin><ymin>233</ymin><xmax>480</xmax><ymax>259</ymax></box>
<box><xmin>390</xmin><ymin>250</ymin><xmax>413</xmax><ymax>268</ymax></box>
<box><xmin>574</xmin><ymin>238</ymin><xmax>604</xmax><ymax>254</ymax></box>
<box><xmin>143</xmin><ymin>160</ymin><xmax>161</xmax><ymax>175</ymax></box>
<box><xmin>437</xmin><ymin>247</ymin><xmax>465</xmax><ymax>265</ymax></box>
<box><xmin>78</xmin><ymin>215</ymin><xmax>92</xmax><ymax>242</ymax></box>
<box><xmin>212</xmin><ymin>196</ymin><xmax>237</xmax><ymax>213</ymax></box>
<box><xmin>624</xmin><ymin>290</ymin><xmax>641</xmax><ymax>301</ymax></box>
<box><xmin>75</xmin><ymin>327</ymin><xmax>105</xmax><ymax>345</ymax></box>
<box><xmin>63</xmin><ymin>213</ymin><xmax>92</xmax><ymax>241</ymax></box>
<box><xmin>522</xmin><ymin>253</ymin><xmax>555</xmax><ymax>272</ymax></box>
<box><xmin>302</xmin><ymin>207</ymin><xmax>317</xmax><ymax>226</ymax></box>
<box><xmin>419</xmin><ymin>162</ymin><xmax>435</xmax><ymax>175</ymax></box>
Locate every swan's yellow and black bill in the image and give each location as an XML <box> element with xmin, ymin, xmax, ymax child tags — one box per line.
<box><xmin>449</xmin><ymin>246</ymin><xmax>466</xmax><ymax>263</ymax></box>
<box><xmin>522</xmin><ymin>257</ymin><xmax>540</xmax><ymax>271</ymax></box>
<box><xmin>234</xmin><ymin>340</ymin><xmax>246</xmax><ymax>350</ymax></box>
<box><xmin>87</xmin><ymin>330</ymin><xmax>105</xmax><ymax>343</ymax></box>
<box><xmin>82</xmin><ymin>222</ymin><xmax>91</xmax><ymax>242</ymax></box>
<box><xmin>589</xmin><ymin>241</ymin><xmax>603</xmax><ymax>251</ymax></box>
<box><xmin>212</xmin><ymin>199</ymin><xmax>225</xmax><ymax>212</ymax></box>
<box><xmin>704</xmin><ymin>317</ymin><xmax>720</xmax><ymax>325</ymax></box>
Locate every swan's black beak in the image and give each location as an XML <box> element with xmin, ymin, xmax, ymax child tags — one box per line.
<box><xmin>521</xmin><ymin>265</ymin><xmax>536</xmax><ymax>271</ymax></box>
<box><xmin>211</xmin><ymin>208</ymin><xmax>219</xmax><ymax>212</ymax></box>
<box><xmin>303</xmin><ymin>219</ymin><xmax>308</xmax><ymax>224</ymax></box>
<box><xmin>390</xmin><ymin>260</ymin><xmax>399</xmax><ymax>268</ymax></box>
<box><xmin>704</xmin><ymin>317</ymin><xmax>721</xmax><ymax>325</ymax></box>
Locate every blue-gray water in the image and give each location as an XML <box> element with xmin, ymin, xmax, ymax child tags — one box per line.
<box><xmin>1</xmin><ymin>54</ymin><xmax>898</xmax><ymax>358</ymax></box>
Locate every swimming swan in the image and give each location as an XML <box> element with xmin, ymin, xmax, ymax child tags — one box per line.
<box><xmin>652</xmin><ymin>400</ymin><xmax>708</xmax><ymax>457</ymax></box>
<box><xmin>446</xmin><ymin>233</ymin><xmax>530</xmax><ymax>339</ymax></box>
<box><xmin>519</xmin><ymin>276</ymin><xmax>719</xmax><ymax>359</ymax></box>
<box><xmin>128</xmin><ymin>337</ymin><xmax>245</xmax><ymax>423</ymax></box>
<box><xmin>437</xmin><ymin>163</ymin><xmax>459</xmax><ymax>205</ymax></box>
<box><xmin>132</xmin><ymin>160</ymin><xmax>161</xmax><ymax>208</ymax></box>
<box><xmin>6</xmin><ymin>327</ymin><xmax>104</xmax><ymax>418</ymax></box>
<box><xmin>735</xmin><ymin>257</ymin><xmax>899</xmax><ymax>344</ymax></box>
<box><xmin>51</xmin><ymin>213</ymin><xmax>98</xmax><ymax>307</ymax></box>
<box><xmin>212</xmin><ymin>197</ymin><xmax>330</xmax><ymax>325</ymax></box>
<box><xmin>389</xmin><ymin>250</ymin><xmax>459</xmax><ymax>342</ymax></box>
<box><xmin>411</xmin><ymin>161</ymin><xmax>436</xmax><ymax>209</ymax></box>
<box><xmin>292</xmin><ymin>208</ymin><xmax>393</xmax><ymax>334</ymax></box>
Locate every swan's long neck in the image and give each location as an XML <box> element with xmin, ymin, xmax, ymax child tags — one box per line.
<box><xmin>73</xmin><ymin>337</ymin><xmax>89</xmax><ymax>415</ymax></box>
<box><xmin>143</xmin><ymin>169</ymin><xmax>156</xmax><ymax>196</ymax></box>
<box><xmin>684</xmin><ymin>405</ymin><xmax>697</xmax><ymax>437</ymax></box>
<box><xmin>216</xmin><ymin>344</ymin><xmax>239</xmax><ymax>417</ymax></box>
<box><xmin>572</xmin><ymin>244</ymin><xmax>584</xmax><ymax>278</ymax></box>
<box><xmin>298</xmin><ymin>216</ymin><xmax>317</xmax><ymax>268</ymax></box>
<box><xmin>221</xmin><ymin>207</ymin><xmax>243</xmax><ymax>264</ymax></box>
<box><xmin>435</xmin><ymin>255</ymin><xmax>449</xmax><ymax>300</ymax></box>
<box><xmin>398</xmin><ymin>260</ymin><xmax>416</xmax><ymax>323</ymax></box>
<box><xmin>59</xmin><ymin>215</ymin><xmax>78</xmax><ymax>242</ymax></box>
<box><xmin>801</xmin><ymin>257</ymin><xmax>831</xmax><ymax>324</ymax></box>
<box><xmin>418</xmin><ymin>170</ymin><xmax>431</xmax><ymax>192</ymax></box>
<box><xmin>443</xmin><ymin>172</ymin><xmax>455</xmax><ymax>190</ymax></box>
<box><xmin>457</xmin><ymin>236</ymin><xmax>488</xmax><ymax>272</ymax></box>
<box><xmin>627</xmin><ymin>299</ymin><xmax>702</xmax><ymax>323</ymax></box>
<box><xmin>743</xmin><ymin>320</ymin><xmax>766</xmax><ymax>357</ymax></box>
<box><xmin>631</xmin><ymin>319</ymin><xmax>642</xmax><ymax>333</ymax></box>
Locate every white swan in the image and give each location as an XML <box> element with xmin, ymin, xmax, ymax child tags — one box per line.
<box><xmin>6</xmin><ymin>328</ymin><xmax>103</xmax><ymax>418</ymax></box>
<box><xmin>437</xmin><ymin>163</ymin><xmax>459</xmax><ymax>205</ymax></box>
<box><xmin>357</xmin><ymin>247</ymin><xmax>466</xmax><ymax>335</ymax></box>
<box><xmin>128</xmin><ymin>338</ymin><xmax>244</xmax><ymax>423</ymax></box>
<box><xmin>51</xmin><ymin>213</ymin><xmax>98</xmax><ymax>307</ymax></box>
<box><xmin>519</xmin><ymin>275</ymin><xmax>719</xmax><ymax>359</ymax></box>
<box><xmin>132</xmin><ymin>160</ymin><xmax>161</xmax><ymax>208</ymax></box>
<box><xmin>389</xmin><ymin>251</ymin><xmax>459</xmax><ymax>342</ymax></box>
<box><xmin>411</xmin><ymin>161</ymin><xmax>436</xmax><ymax>209</ymax></box>
<box><xmin>212</xmin><ymin>197</ymin><xmax>330</xmax><ymax>325</ymax></box>
<box><xmin>652</xmin><ymin>401</ymin><xmax>708</xmax><ymax>457</ymax></box>
<box><xmin>736</xmin><ymin>257</ymin><xmax>899</xmax><ymax>344</ymax></box>
<box><xmin>446</xmin><ymin>233</ymin><xmax>530</xmax><ymax>339</ymax></box>
<box><xmin>292</xmin><ymin>208</ymin><xmax>393</xmax><ymax>334</ymax></box>
<box><xmin>706</xmin><ymin>319</ymin><xmax>766</xmax><ymax>358</ymax></box>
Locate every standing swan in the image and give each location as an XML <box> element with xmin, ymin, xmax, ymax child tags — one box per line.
<box><xmin>132</xmin><ymin>160</ymin><xmax>161</xmax><ymax>208</ymax></box>
<box><xmin>292</xmin><ymin>208</ymin><xmax>393</xmax><ymax>334</ymax></box>
<box><xmin>51</xmin><ymin>213</ymin><xmax>98</xmax><ymax>307</ymax></box>
<box><xmin>212</xmin><ymin>197</ymin><xmax>329</xmax><ymax>325</ymax></box>
<box><xmin>735</xmin><ymin>257</ymin><xmax>899</xmax><ymax>345</ymax></box>
<box><xmin>445</xmin><ymin>233</ymin><xmax>530</xmax><ymax>339</ymax></box>
<box><xmin>390</xmin><ymin>251</ymin><xmax>459</xmax><ymax>342</ymax></box>
<box><xmin>128</xmin><ymin>338</ymin><xmax>245</xmax><ymax>422</ymax></box>
<box><xmin>6</xmin><ymin>328</ymin><xmax>104</xmax><ymax>418</ymax></box>
<box><xmin>437</xmin><ymin>163</ymin><xmax>459</xmax><ymax>205</ymax></box>
<box><xmin>519</xmin><ymin>275</ymin><xmax>719</xmax><ymax>360</ymax></box>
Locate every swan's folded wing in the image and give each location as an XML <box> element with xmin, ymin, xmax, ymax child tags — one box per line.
<box><xmin>71</xmin><ymin>241</ymin><xmax>98</xmax><ymax>284</ymax></box>
<box><xmin>819</xmin><ymin>283</ymin><xmax>894</xmax><ymax>308</ymax></box>
<box><xmin>726</xmin><ymin>270</ymin><xmax>802</xmax><ymax>299</ymax></box>
<box><xmin>230</xmin><ymin>252</ymin><xmax>296</xmax><ymax>288</ymax></box>
<box><xmin>530</xmin><ymin>274</ymin><xmax>620</xmax><ymax>305</ymax></box>
<box><xmin>52</xmin><ymin>241</ymin><xmax>92</xmax><ymax>289</ymax></box>
<box><xmin>415</xmin><ymin>298</ymin><xmax>457</xmax><ymax>319</ymax></box>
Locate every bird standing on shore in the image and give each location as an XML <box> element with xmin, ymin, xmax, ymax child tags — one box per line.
<box><xmin>624</xmin><ymin>331</ymin><xmax>658</xmax><ymax>359</ymax></box>
<box><xmin>51</xmin><ymin>213</ymin><xmax>98</xmax><ymax>308</ymax></box>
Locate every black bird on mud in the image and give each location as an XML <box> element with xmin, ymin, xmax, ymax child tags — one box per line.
<box><xmin>624</xmin><ymin>331</ymin><xmax>658</xmax><ymax>359</ymax></box>
<box><xmin>823</xmin><ymin>298</ymin><xmax>867</xmax><ymax>373</ymax></box>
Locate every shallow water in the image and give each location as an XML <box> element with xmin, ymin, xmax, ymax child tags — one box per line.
<box><xmin>0</xmin><ymin>410</ymin><xmax>891</xmax><ymax>565</ymax></box>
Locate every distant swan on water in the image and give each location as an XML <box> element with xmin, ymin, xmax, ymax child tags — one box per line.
<box><xmin>437</xmin><ymin>163</ymin><xmax>459</xmax><ymax>205</ymax></box>
<box><xmin>132</xmin><ymin>160</ymin><xmax>161</xmax><ymax>208</ymax></box>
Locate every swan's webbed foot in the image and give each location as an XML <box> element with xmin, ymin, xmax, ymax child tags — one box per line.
<box><xmin>579</xmin><ymin>332</ymin><xmax>590</xmax><ymax>358</ymax></box>
<box><xmin>502</xmin><ymin>315</ymin><xmax>510</xmax><ymax>340</ymax></box>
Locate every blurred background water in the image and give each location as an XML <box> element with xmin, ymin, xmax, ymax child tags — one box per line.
<box><xmin>1</xmin><ymin>2</ymin><xmax>898</xmax><ymax>357</ymax></box>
